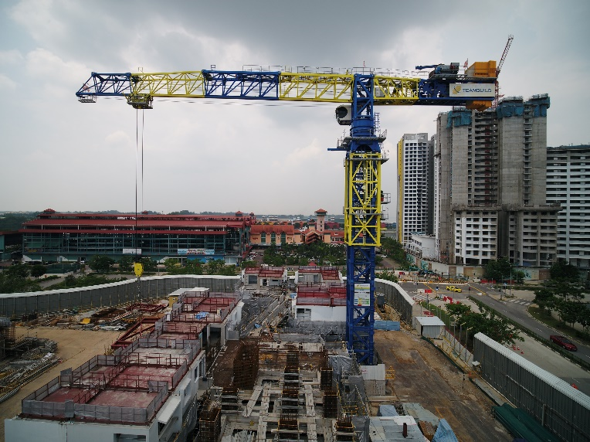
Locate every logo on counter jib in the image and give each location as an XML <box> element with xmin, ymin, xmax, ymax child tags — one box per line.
<box><xmin>452</xmin><ymin>85</ymin><xmax>493</xmax><ymax>95</ymax></box>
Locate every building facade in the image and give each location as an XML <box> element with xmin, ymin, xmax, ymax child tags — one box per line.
<box><xmin>546</xmin><ymin>145</ymin><xmax>590</xmax><ymax>270</ymax></box>
<box><xmin>249</xmin><ymin>224</ymin><xmax>295</xmax><ymax>246</ymax></box>
<box><xmin>19</xmin><ymin>209</ymin><xmax>256</xmax><ymax>265</ymax></box>
<box><xmin>397</xmin><ymin>133</ymin><xmax>433</xmax><ymax>246</ymax></box>
<box><xmin>249</xmin><ymin>209</ymin><xmax>340</xmax><ymax>247</ymax></box>
<box><xmin>435</xmin><ymin>95</ymin><xmax>559</xmax><ymax>267</ymax></box>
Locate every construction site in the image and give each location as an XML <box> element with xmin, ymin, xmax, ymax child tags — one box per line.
<box><xmin>0</xmin><ymin>269</ymin><xmax>524</xmax><ymax>442</ymax></box>
<box><xmin>2</xmin><ymin>52</ymin><xmax>588</xmax><ymax>441</ymax></box>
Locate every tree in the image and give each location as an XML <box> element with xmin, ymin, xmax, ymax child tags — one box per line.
<box><xmin>554</xmin><ymin>299</ymin><xmax>583</xmax><ymax>327</ymax></box>
<box><xmin>164</xmin><ymin>258</ymin><xmax>181</xmax><ymax>273</ymax></box>
<box><xmin>0</xmin><ymin>272</ymin><xmax>40</xmax><ymax>293</ymax></box>
<box><xmin>550</xmin><ymin>261</ymin><xmax>579</xmax><ymax>282</ymax></box>
<box><xmin>577</xmin><ymin>308</ymin><xmax>590</xmax><ymax>336</ymax></box>
<box><xmin>30</xmin><ymin>264</ymin><xmax>47</xmax><ymax>279</ymax></box>
<box><xmin>512</xmin><ymin>270</ymin><xmax>526</xmax><ymax>284</ymax></box>
<box><xmin>205</xmin><ymin>259</ymin><xmax>225</xmax><ymax>275</ymax></box>
<box><xmin>184</xmin><ymin>260</ymin><xmax>203</xmax><ymax>275</ymax></box>
<box><xmin>6</xmin><ymin>264</ymin><xmax>30</xmax><ymax>279</ymax></box>
<box><xmin>475</xmin><ymin>305</ymin><xmax>524</xmax><ymax>346</ymax></box>
<box><xmin>533</xmin><ymin>285</ymin><xmax>556</xmax><ymax>313</ymax></box>
<box><xmin>376</xmin><ymin>270</ymin><xmax>398</xmax><ymax>283</ymax></box>
<box><xmin>380</xmin><ymin>237</ymin><xmax>411</xmax><ymax>269</ymax></box>
<box><xmin>88</xmin><ymin>255</ymin><xmax>114</xmax><ymax>273</ymax></box>
<box><xmin>445</xmin><ymin>303</ymin><xmax>471</xmax><ymax>321</ymax></box>
<box><xmin>443</xmin><ymin>302</ymin><xmax>522</xmax><ymax>347</ymax></box>
<box><xmin>483</xmin><ymin>257</ymin><xmax>512</xmax><ymax>283</ymax></box>
<box><xmin>140</xmin><ymin>257</ymin><xmax>157</xmax><ymax>272</ymax></box>
<box><xmin>118</xmin><ymin>255</ymin><xmax>134</xmax><ymax>272</ymax></box>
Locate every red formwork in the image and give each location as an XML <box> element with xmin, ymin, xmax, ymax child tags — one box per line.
<box><xmin>297</xmin><ymin>283</ymin><xmax>346</xmax><ymax>307</ymax></box>
<box><xmin>111</xmin><ymin>317</ymin><xmax>159</xmax><ymax>349</ymax></box>
<box><xmin>298</xmin><ymin>266</ymin><xmax>341</xmax><ymax>280</ymax></box>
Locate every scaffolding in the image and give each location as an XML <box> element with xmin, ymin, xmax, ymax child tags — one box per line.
<box><xmin>196</xmin><ymin>406</ymin><xmax>221</xmax><ymax>442</ymax></box>
<box><xmin>233</xmin><ymin>340</ymin><xmax>260</xmax><ymax>389</ymax></box>
<box><xmin>335</xmin><ymin>416</ymin><xmax>356</xmax><ymax>442</ymax></box>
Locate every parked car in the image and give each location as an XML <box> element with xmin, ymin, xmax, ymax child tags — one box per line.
<box><xmin>550</xmin><ymin>335</ymin><xmax>577</xmax><ymax>351</ymax></box>
<box><xmin>446</xmin><ymin>285</ymin><xmax>462</xmax><ymax>293</ymax></box>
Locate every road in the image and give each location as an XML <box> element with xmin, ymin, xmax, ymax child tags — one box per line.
<box><xmin>398</xmin><ymin>281</ymin><xmax>590</xmax><ymax>396</ymax></box>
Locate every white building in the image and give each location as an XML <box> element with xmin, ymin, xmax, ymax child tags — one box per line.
<box><xmin>407</xmin><ymin>234</ymin><xmax>437</xmax><ymax>260</ymax></box>
<box><xmin>546</xmin><ymin>145</ymin><xmax>590</xmax><ymax>270</ymax></box>
<box><xmin>397</xmin><ymin>133</ymin><xmax>433</xmax><ymax>246</ymax></box>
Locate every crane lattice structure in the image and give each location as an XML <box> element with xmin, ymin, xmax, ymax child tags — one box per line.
<box><xmin>494</xmin><ymin>35</ymin><xmax>514</xmax><ymax>107</ymax></box>
<box><xmin>76</xmin><ymin>63</ymin><xmax>496</xmax><ymax>364</ymax></box>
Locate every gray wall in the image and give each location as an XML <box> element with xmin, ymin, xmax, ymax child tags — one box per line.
<box><xmin>375</xmin><ymin>279</ymin><xmax>415</xmax><ymax>324</ymax></box>
<box><xmin>0</xmin><ymin>275</ymin><xmax>239</xmax><ymax>318</ymax></box>
<box><xmin>473</xmin><ymin>332</ymin><xmax>590</xmax><ymax>442</ymax></box>
<box><xmin>1</xmin><ymin>277</ymin><xmax>416</xmax><ymax>331</ymax></box>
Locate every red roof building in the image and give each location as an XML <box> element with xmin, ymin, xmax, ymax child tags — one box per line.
<box><xmin>19</xmin><ymin>209</ymin><xmax>256</xmax><ymax>264</ymax></box>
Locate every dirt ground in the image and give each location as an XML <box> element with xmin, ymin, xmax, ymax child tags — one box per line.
<box><xmin>374</xmin><ymin>329</ymin><xmax>512</xmax><ymax>442</ymax></box>
<box><xmin>0</xmin><ymin>327</ymin><xmax>122</xmax><ymax>441</ymax></box>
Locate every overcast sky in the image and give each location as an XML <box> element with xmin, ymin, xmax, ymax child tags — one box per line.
<box><xmin>1</xmin><ymin>0</ymin><xmax>588</xmax><ymax>217</ymax></box>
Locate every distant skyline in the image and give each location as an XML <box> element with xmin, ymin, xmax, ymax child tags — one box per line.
<box><xmin>0</xmin><ymin>209</ymin><xmax>345</xmax><ymax>218</ymax></box>
<box><xmin>1</xmin><ymin>0</ymin><xmax>588</xmax><ymax>216</ymax></box>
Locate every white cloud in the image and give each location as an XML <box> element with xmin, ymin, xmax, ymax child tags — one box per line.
<box><xmin>0</xmin><ymin>49</ymin><xmax>24</xmax><ymax>65</ymax></box>
<box><xmin>280</xmin><ymin>139</ymin><xmax>324</xmax><ymax>168</ymax></box>
<box><xmin>105</xmin><ymin>130</ymin><xmax>133</xmax><ymax>149</ymax></box>
<box><xmin>0</xmin><ymin>74</ymin><xmax>17</xmax><ymax>91</ymax></box>
<box><xmin>9</xmin><ymin>0</ymin><xmax>68</xmax><ymax>42</ymax></box>
<box><xmin>25</xmin><ymin>149</ymin><xmax>53</xmax><ymax>162</ymax></box>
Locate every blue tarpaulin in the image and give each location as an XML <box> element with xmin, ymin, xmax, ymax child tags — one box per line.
<box><xmin>446</xmin><ymin>110</ymin><xmax>472</xmax><ymax>128</ymax></box>
<box><xmin>378</xmin><ymin>405</ymin><xmax>399</xmax><ymax>416</ymax></box>
<box><xmin>374</xmin><ymin>321</ymin><xmax>401</xmax><ymax>331</ymax></box>
<box><xmin>433</xmin><ymin>419</ymin><xmax>459</xmax><ymax>442</ymax></box>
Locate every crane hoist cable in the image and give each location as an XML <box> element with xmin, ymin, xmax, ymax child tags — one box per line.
<box><xmin>134</xmin><ymin>109</ymin><xmax>145</xmax><ymax>301</ymax></box>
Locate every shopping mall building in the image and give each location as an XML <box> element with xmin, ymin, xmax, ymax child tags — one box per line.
<box><xmin>19</xmin><ymin>209</ymin><xmax>255</xmax><ymax>264</ymax></box>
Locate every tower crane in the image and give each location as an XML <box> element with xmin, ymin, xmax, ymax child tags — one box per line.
<box><xmin>76</xmin><ymin>62</ymin><xmax>496</xmax><ymax>364</ymax></box>
<box><xmin>494</xmin><ymin>34</ymin><xmax>514</xmax><ymax>106</ymax></box>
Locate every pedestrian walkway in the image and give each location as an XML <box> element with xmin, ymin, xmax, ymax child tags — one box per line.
<box><xmin>504</xmin><ymin>298</ymin><xmax>531</xmax><ymax>306</ymax></box>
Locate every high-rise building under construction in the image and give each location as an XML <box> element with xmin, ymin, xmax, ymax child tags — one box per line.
<box><xmin>435</xmin><ymin>94</ymin><xmax>559</xmax><ymax>267</ymax></box>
